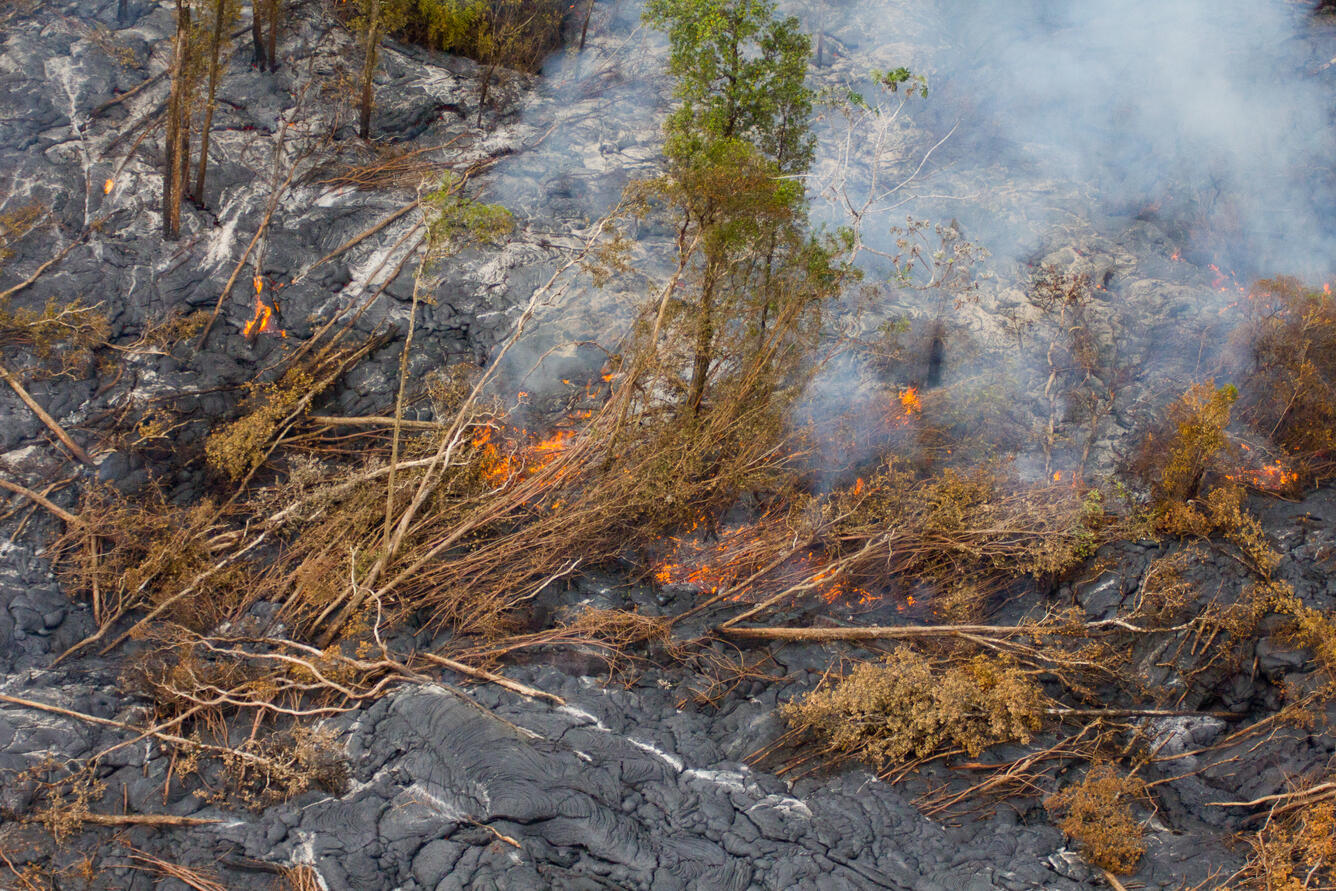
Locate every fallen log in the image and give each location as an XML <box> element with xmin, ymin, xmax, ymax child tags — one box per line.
<box><xmin>719</xmin><ymin>623</ymin><xmax>1027</xmax><ymax>642</ymax></box>
<box><xmin>0</xmin><ymin>476</ymin><xmax>78</xmax><ymax>523</ymax></box>
<box><xmin>418</xmin><ymin>652</ymin><xmax>566</xmax><ymax>706</ymax></box>
<box><xmin>0</xmin><ymin>363</ymin><xmax>95</xmax><ymax>465</ymax></box>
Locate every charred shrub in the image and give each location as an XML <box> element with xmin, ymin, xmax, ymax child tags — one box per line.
<box><xmin>1045</xmin><ymin>764</ymin><xmax>1147</xmax><ymax>874</ymax></box>
<box><xmin>781</xmin><ymin>650</ymin><xmax>1045</xmax><ymax>768</ymax></box>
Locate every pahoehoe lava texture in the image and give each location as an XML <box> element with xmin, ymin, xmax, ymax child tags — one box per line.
<box><xmin>3</xmin><ymin>0</ymin><xmax>1336</xmax><ymax>888</ymax></box>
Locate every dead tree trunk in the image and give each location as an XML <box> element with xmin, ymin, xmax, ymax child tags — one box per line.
<box><xmin>251</xmin><ymin>0</ymin><xmax>268</xmax><ymax>68</ymax></box>
<box><xmin>265</xmin><ymin>0</ymin><xmax>280</xmax><ymax>71</ymax></box>
<box><xmin>194</xmin><ymin>0</ymin><xmax>228</xmax><ymax>203</ymax></box>
<box><xmin>358</xmin><ymin>0</ymin><xmax>380</xmax><ymax>140</ymax></box>
<box><xmin>162</xmin><ymin>0</ymin><xmax>190</xmax><ymax>239</ymax></box>
<box><xmin>578</xmin><ymin>0</ymin><xmax>594</xmax><ymax>51</ymax></box>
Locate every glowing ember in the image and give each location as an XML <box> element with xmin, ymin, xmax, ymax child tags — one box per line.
<box><xmin>653</xmin><ymin>523</ymin><xmax>874</xmax><ymax>606</ymax></box>
<box><xmin>1228</xmin><ymin>459</ymin><xmax>1299</xmax><ymax>492</ymax></box>
<box><xmin>471</xmin><ymin>420</ymin><xmax>579</xmax><ymax>487</ymax></box>
<box><xmin>898</xmin><ymin>387</ymin><xmax>921</xmax><ymax>415</ymax></box>
<box><xmin>103</xmin><ymin>178</ymin><xmax>114</xmax><ymax>195</ymax></box>
<box><xmin>1326</xmin><ymin>283</ymin><xmax>1332</xmax><ymax>297</ymax></box>
<box><xmin>1247</xmin><ymin>462</ymin><xmax>1299</xmax><ymax>490</ymax></box>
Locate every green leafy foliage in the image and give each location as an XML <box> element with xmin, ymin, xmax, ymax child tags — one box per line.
<box><xmin>644</xmin><ymin>0</ymin><xmax>814</xmax><ymax>176</ymax></box>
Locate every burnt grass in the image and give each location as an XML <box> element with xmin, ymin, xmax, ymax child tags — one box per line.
<box><xmin>2</xmin><ymin>0</ymin><xmax>1336</xmax><ymax>889</ymax></box>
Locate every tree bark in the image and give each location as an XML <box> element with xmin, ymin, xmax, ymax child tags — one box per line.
<box><xmin>162</xmin><ymin>0</ymin><xmax>189</xmax><ymax>239</ymax></box>
<box><xmin>687</xmin><ymin>268</ymin><xmax>716</xmax><ymax>415</ymax></box>
<box><xmin>194</xmin><ymin>0</ymin><xmax>227</xmax><ymax>203</ymax></box>
<box><xmin>251</xmin><ymin>0</ymin><xmax>268</xmax><ymax>68</ymax></box>
<box><xmin>265</xmin><ymin>0</ymin><xmax>280</xmax><ymax>71</ymax></box>
<box><xmin>358</xmin><ymin>0</ymin><xmax>380</xmax><ymax>140</ymax></box>
<box><xmin>578</xmin><ymin>0</ymin><xmax>594</xmax><ymax>51</ymax></box>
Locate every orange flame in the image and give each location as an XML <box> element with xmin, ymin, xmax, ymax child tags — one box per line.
<box><xmin>1227</xmin><ymin>459</ymin><xmax>1299</xmax><ymax>492</ymax></box>
<box><xmin>1053</xmin><ymin>470</ymin><xmax>1061</xmax><ymax>483</ymax></box>
<box><xmin>243</xmin><ymin>276</ymin><xmax>284</xmax><ymax>338</ymax></box>
<box><xmin>652</xmin><ymin>520</ymin><xmax>875</xmax><ymax>606</ymax></box>
<box><xmin>103</xmin><ymin>178</ymin><xmax>115</xmax><ymax>195</ymax></box>
<box><xmin>898</xmin><ymin>387</ymin><xmax>921</xmax><ymax>415</ymax></box>
<box><xmin>470</xmin><ymin>417</ymin><xmax>580</xmax><ymax>487</ymax></box>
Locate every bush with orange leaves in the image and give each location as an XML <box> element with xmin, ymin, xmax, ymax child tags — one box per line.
<box><xmin>1234</xmin><ymin>793</ymin><xmax>1336</xmax><ymax>890</ymax></box>
<box><xmin>1045</xmin><ymin>764</ymin><xmax>1147</xmax><ymax>874</ymax></box>
<box><xmin>1132</xmin><ymin>380</ymin><xmax>1238</xmax><ymax>504</ymax></box>
<box><xmin>1131</xmin><ymin>381</ymin><xmax>1282</xmax><ymax>575</ymax></box>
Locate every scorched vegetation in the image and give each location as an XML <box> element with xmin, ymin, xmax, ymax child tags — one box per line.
<box><xmin>4</xmin><ymin>0</ymin><xmax>1336</xmax><ymax>886</ymax></box>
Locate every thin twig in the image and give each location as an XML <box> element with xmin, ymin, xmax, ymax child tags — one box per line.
<box><xmin>419</xmin><ymin>652</ymin><xmax>565</xmax><ymax>705</ymax></box>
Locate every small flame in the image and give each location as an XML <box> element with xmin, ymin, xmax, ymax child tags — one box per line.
<box><xmin>1227</xmin><ymin>459</ymin><xmax>1299</xmax><ymax>492</ymax></box>
<box><xmin>243</xmin><ymin>276</ymin><xmax>283</xmax><ymax>338</ymax></box>
<box><xmin>1325</xmin><ymin>283</ymin><xmax>1332</xmax><ymax>297</ymax></box>
<box><xmin>103</xmin><ymin>178</ymin><xmax>115</xmax><ymax>195</ymax></box>
<box><xmin>1053</xmin><ymin>470</ymin><xmax>1062</xmax><ymax>483</ymax></box>
<box><xmin>853</xmin><ymin>477</ymin><xmax>864</xmax><ymax>496</ymax></box>
<box><xmin>899</xmin><ymin>387</ymin><xmax>921</xmax><ymax>415</ymax></box>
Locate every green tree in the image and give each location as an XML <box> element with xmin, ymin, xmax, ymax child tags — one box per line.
<box><xmin>644</xmin><ymin>0</ymin><xmax>815</xmax><ymax>176</ymax></box>
<box><xmin>639</xmin><ymin>0</ymin><xmax>837</xmax><ymax>415</ymax></box>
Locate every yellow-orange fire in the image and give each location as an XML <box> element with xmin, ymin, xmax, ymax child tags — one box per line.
<box><xmin>471</xmin><ymin>423</ymin><xmax>577</xmax><ymax>487</ymax></box>
<box><xmin>103</xmin><ymin>178</ymin><xmax>114</xmax><ymax>195</ymax></box>
<box><xmin>1227</xmin><ymin>459</ymin><xmax>1299</xmax><ymax>492</ymax></box>
<box><xmin>244</xmin><ymin>276</ymin><xmax>284</xmax><ymax>338</ymax></box>
<box><xmin>899</xmin><ymin>387</ymin><xmax>921</xmax><ymax>415</ymax></box>
<box><xmin>652</xmin><ymin>521</ymin><xmax>875</xmax><ymax>606</ymax></box>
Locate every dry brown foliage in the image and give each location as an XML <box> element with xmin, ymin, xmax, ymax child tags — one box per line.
<box><xmin>55</xmin><ymin>485</ymin><xmax>247</xmax><ymax>634</ymax></box>
<box><xmin>1045</xmin><ymin>763</ymin><xmax>1147</xmax><ymax>874</ymax></box>
<box><xmin>0</xmin><ymin>201</ymin><xmax>44</xmax><ymax>264</ymax></box>
<box><xmin>1233</xmin><ymin>784</ymin><xmax>1336</xmax><ymax>890</ymax></box>
<box><xmin>280</xmin><ymin>864</ymin><xmax>325</xmax><ymax>891</ymax></box>
<box><xmin>1134</xmin><ymin>380</ymin><xmax>1238</xmax><ymax>504</ymax></box>
<box><xmin>1234</xmin><ymin>276</ymin><xmax>1336</xmax><ymax>477</ymax></box>
<box><xmin>207</xmin><ymin>369</ymin><xmax>321</xmax><ymax>480</ymax></box>
<box><xmin>781</xmin><ymin>650</ymin><xmax>1046</xmax><ymax>769</ymax></box>
<box><xmin>0</xmin><ymin>298</ymin><xmax>109</xmax><ymax>377</ymax></box>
